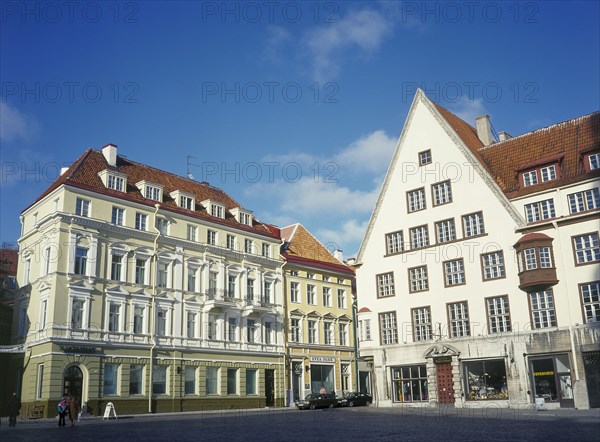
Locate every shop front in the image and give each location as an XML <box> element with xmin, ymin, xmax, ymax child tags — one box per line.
<box><xmin>528</xmin><ymin>353</ymin><xmax>574</xmax><ymax>408</ymax></box>
<box><xmin>310</xmin><ymin>356</ymin><xmax>335</xmax><ymax>394</ymax></box>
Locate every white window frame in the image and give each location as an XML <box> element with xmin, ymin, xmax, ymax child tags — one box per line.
<box><xmin>76</xmin><ymin>198</ymin><xmax>90</xmax><ymax>217</ymax></box>
<box><xmin>407</xmin><ymin>188</ymin><xmax>426</xmax><ymax>212</ymax></box>
<box><xmin>386</xmin><ymin>231</ymin><xmax>403</xmax><ymax>255</ymax></box>
<box><xmin>432</xmin><ymin>180</ymin><xmax>452</xmax><ymax>206</ymax></box>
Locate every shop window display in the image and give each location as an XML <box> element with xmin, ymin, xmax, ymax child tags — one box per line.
<box><xmin>391</xmin><ymin>365</ymin><xmax>428</xmax><ymax>402</ymax></box>
<box><xmin>463</xmin><ymin>359</ymin><xmax>508</xmax><ymax>400</ymax></box>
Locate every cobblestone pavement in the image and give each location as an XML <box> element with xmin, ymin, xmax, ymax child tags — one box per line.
<box><xmin>1</xmin><ymin>406</ymin><xmax>599</xmax><ymax>442</ymax></box>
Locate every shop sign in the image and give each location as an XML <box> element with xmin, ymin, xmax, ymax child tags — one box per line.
<box><xmin>534</xmin><ymin>371</ymin><xmax>555</xmax><ymax>376</ymax></box>
<box><xmin>433</xmin><ymin>356</ymin><xmax>452</xmax><ymax>364</ymax></box>
<box><xmin>60</xmin><ymin>345</ymin><xmax>99</xmax><ymax>354</ymax></box>
<box><xmin>310</xmin><ymin>357</ymin><xmax>335</xmax><ymax>363</ymax></box>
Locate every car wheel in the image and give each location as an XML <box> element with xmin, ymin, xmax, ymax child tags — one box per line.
<box><xmin>366</xmin><ymin>401</ymin><xmax>371</xmax><ymax>406</ymax></box>
<box><xmin>348</xmin><ymin>401</ymin><xmax>354</xmax><ymax>407</ymax></box>
<box><xmin>309</xmin><ymin>403</ymin><xmax>316</xmax><ymax>410</ymax></box>
<box><xmin>328</xmin><ymin>403</ymin><xmax>334</xmax><ymax>408</ymax></box>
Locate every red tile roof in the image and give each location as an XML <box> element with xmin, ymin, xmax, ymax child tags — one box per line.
<box><xmin>26</xmin><ymin>148</ymin><xmax>278</xmax><ymax>238</ymax></box>
<box><xmin>435</xmin><ymin>103</ymin><xmax>600</xmax><ymax>198</ymax></box>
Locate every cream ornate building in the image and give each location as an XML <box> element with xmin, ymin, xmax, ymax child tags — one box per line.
<box><xmin>15</xmin><ymin>145</ymin><xmax>285</xmax><ymax>416</ymax></box>
<box><xmin>356</xmin><ymin>90</ymin><xmax>600</xmax><ymax>409</ymax></box>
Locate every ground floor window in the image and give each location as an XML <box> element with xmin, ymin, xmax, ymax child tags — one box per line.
<box><xmin>463</xmin><ymin>359</ymin><xmax>508</xmax><ymax>400</ymax></box>
<box><xmin>246</xmin><ymin>369</ymin><xmax>257</xmax><ymax>395</ymax></box>
<box><xmin>103</xmin><ymin>363</ymin><xmax>119</xmax><ymax>395</ymax></box>
<box><xmin>391</xmin><ymin>365</ymin><xmax>428</xmax><ymax>402</ymax></box>
<box><xmin>310</xmin><ymin>364</ymin><xmax>334</xmax><ymax>394</ymax></box>
<box><xmin>206</xmin><ymin>367</ymin><xmax>219</xmax><ymax>395</ymax></box>
<box><xmin>530</xmin><ymin>354</ymin><xmax>572</xmax><ymax>403</ymax></box>
<box><xmin>130</xmin><ymin>365</ymin><xmax>143</xmax><ymax>395</ymax></box>
<box><xmin>185</xmin><ymin>367</ymin><xmax>197</xmax><ymax>395</ymax></box>
<box><xmin>153</xmin><ymin>366</ymin><xmax>167</xmax><ymax>395</ymax></box>
<box><xmin>227</xmin><ymin>368</ymin><xmax>238</xmax><ymax>395</ymax></box>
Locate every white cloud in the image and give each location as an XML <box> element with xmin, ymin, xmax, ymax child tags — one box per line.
<box><xmin>334</xmin><ymin>130</ymin><xmax>396</xmax><ymax>175</ymax></box>
<box><xmin>0</xmin><ymin>102</ymin><xmax>38</xmax><ymax>142</ymax></box>
<box><xmin>262</xmin><ymin>25</ymin><xmax>293</xmax><ymax>64</ymax></box>
<box><xmin>449</xmin><ymin>97</ymin><xmax>487</xmax><ymax>126</ymax></box>
<box><xmin>316</xmin><ymin>218</ymin><xmax>369</xmax><ymax>259</ymax></box>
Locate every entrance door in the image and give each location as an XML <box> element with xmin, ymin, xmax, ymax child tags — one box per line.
<box><xmin>583</xmin><ymin>351</ymin><xmax>600</xmax><ymax>408</ymax></box>
<box><xmin>63</xmin><ymin>365</ymin><xmax>83</xmax><ymax>399</ymax></box>
<box><xmin>292</xmin><ymin>363</ymin><xmax>302</xmax><ymax>401</ymax></box>
<box><xmin>436</xmin><ymin>363</ymin><xmax>454</xmax><ymax>404</ymax></box>
<box><xmin>265</xmin><ymin>369</ymin><xmax>275</xmax><ymax>406</ymax></box>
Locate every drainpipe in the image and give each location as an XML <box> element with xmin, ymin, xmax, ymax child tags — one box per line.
<box><xmin>551</xmin><ymin>219</ymin><xmax>579</xmax><ymax>382</ymax></box>
<box><xmin>352</xmin><ymin>295</ymin><xmax>359</xmax><ymax>392</ymax></box>
<box><xmin>149</xmin><ymin>204</ymin><xmax>161</xmax><ymax>413</ymax></box>
<box><xmin>278</xmin><ymin>239</ymin><xmax>289</xmax><ymax>406</ymax></box>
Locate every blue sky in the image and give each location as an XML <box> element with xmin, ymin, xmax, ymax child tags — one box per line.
<box><xmin>1</xmin><ymin>1</ymin><xmax>599</xmax><ymax>258</ymax></box>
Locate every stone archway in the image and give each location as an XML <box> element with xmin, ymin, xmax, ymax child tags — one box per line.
<box><xmin>63</xmin><ymin>365</ymin><xmax>83</xmax><ymax>400</ymax></box>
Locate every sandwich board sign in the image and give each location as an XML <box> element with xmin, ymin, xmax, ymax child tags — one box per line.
<box><xmin>103</xmin><ymin>402</ymin><xmax>118</xmax><ymax>420</ymax></box>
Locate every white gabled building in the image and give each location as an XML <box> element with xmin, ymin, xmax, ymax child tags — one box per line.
<box><xmin>355</xmin><ymin>90</ymin><xmax>600</xmax><ymax>409</ymax></box>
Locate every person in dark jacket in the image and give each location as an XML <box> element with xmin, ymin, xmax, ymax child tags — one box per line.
<box><xmin>8</xmin><ymin>392</ymin><xmax>21</xmax><ymax>427</ymax></box>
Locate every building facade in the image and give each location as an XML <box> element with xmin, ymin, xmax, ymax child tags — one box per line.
<box><xmin>14</xmin><ymin>145</ymin><xmax>286</xmax><ymax>417</ymax></box>
<box><xmin>356</xmin><ymin>90</ymin><xmax>600</xmax><ymax>409</ymax></box>
<box><xmin>280</xmin><ymin>224</ymin><xmax>356</xmax><ymax>403</ymax></box>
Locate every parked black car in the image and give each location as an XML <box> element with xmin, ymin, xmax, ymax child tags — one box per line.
<box><xmin>295</xmin><ymin>393</ymin><xmax>338</xmax><ymax>410</ymax></box>
<box><xmin>343</xmin><ymin>392</ymin><xmax>372</xmax><ymax>407</ymax></box>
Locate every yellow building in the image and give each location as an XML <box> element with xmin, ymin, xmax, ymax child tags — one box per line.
<box><xmin>280</xmin><ymin>224</ymin><xmax>356</xmax><ymax>403</ymax></box>
<box><xmin>14</xmin><ymin>144</ymin><xmax>285</xmax><ymax>417</ymax></box>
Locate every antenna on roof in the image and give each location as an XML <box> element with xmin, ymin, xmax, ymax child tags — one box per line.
<box><xmin>187</xmin><ymin>155</ymin><xmax>198</xmax><ymax>180</ymax></box>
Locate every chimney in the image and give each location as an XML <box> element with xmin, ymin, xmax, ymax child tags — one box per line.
<box><xmin>102</xmin><ymin>144</ymin><xmax>118</xmax><ymax>167</ymax></box>
<box><xmin>476</xmin><ymin>115</ymin><xmax>494</xmax><ymax>146</ymax></box>
<box><xmin>498</xmin><ymin>131</ymin><xmax>512</xmax><ymax>141</ymax></box>
<box><xmin>333</xmin><ymin>250</ymin><xmax>344</xmax><ymax>262</ymax></box>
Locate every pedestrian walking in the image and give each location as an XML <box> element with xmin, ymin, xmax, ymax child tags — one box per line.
<box><xmin>67</xmin><ymin>394</ymin><xmax>80</xmax><ymax>426</ymax></box>
<box><xmin>58</xmin><ymin>397</ymin><xmax>68</xmax><ymax>427</ymax></box>
<box><xmin>8</xmin><ymin>392</ymin><xmax>21</xmax><ymax>427</ymax></box>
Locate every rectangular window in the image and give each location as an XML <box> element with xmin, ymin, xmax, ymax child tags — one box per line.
<box><xmin>337</xmin><ymin>289</ymin><xmax>346</xmax><ymax>309</ymax></box>
<box><xmin>481</xmin><ymin>251</ymin><xmax>505</xmax><ymax>280</ymax></box>
<box><xmin>187</xmin><ymin>225</ymin><xmax>197</xmax><ymax>241</ymax></box>
<box><xmin>410</xmin><ymin>225</ymin><xmax>429</xmax><ymax>249</ymax></box>
<box><xmin>110</xmin><ymin>254</ymin><xmax>123</xmax><ymax>281</ymax></box>
<box><xmin>152</xmin><ymin>366</ymin><xmax>167</xmax><ymax>395</ymax></box>
<box><xmin>111</xmin><ymin>207</ymin><xmax>124</xmax><ymax>226</ymax></box>
<box><xmin>580</xmin><ymin>281</ymin><xmax>600</xmax><ymax>323</ymax></box>
<box><xmin>524</xmin><ymin>248</ymin><xmax>538</xmax><ymax>270</ymax></box>
<box><xmin>432</xmin><ymin>180</ymin><xmax>452</xmax><ymax>206</ymax></box>
<box><xmin>134</xmin><ymin>258</ymin><xmax>147</xmax><ymax>285</ymax></box>
<box><xmin>487</xmin><ymin>295</ymin><xmax>511</xmax><ymax>333</ymax></box>
<box><xmin>525</xmin><ymin>199</ymin><xmax>556</xmax><ymax>222</ymax></box>
<box><xmin>391</xmin><ymin>365</ymin><xmax>429</xmax><ymax>402</ymax></box>
<box><xmin>463</xmin><ymin>212</ymin><xmax>485</xmax><ymax>237</ymax></box>
<box><xmin>72</xmin><ymin>299</ymin><xmax>84</xmax><ymax>330</ymax></box>
<box><xmin>135</xmin><ymin>212</ymin><xmax>147</xmax><ymax>231</ymax></box>
<box><xmin>244</xmin><ymin>239</ymin><xmax>253</xmax><ymax>254</ymax></box>
<box><xmin>129</xmin><ymin>364</ymin><xmax>143</xmax><ymax>395</ymax></box>
<box><xmin>108</xmin><ymin>302</ymin><xmax>120</xmax><ymax>332</ymax></box>
<box><xmin>187</xmin><ymin>267</ymin><xmax>197</xmax><ymax>292</ymax></box>
<box><xmin>322</xmin><ymin>287</ymin><xmax>331</xmax><ymax>307</ymax></box>
<box><xmin>573</xmin><ymin>233</ymin><xmax>600</xmax><ymax>264</ymax></box>
<box><xmin>206</xmin><ymin>367</ymin><xmax>219</xmax><ymax>395</ymax></box>
<box><xmin>156</xmin><ymin>218</ymin><xmax>169</xmax><ymax>235</ymax></box>
<box><xmin>107</xmin><ymin>174</ymin><xmax>124</xmax><ymax>191</ymax></box>
<box><xmin>308</xmin><ymin>320</ymin><xmax>317</xmax><ymax>344</ymax></box>
<box><xmin>156</xmin><ymin>309</ymin><xmax>167</xmax><ymax>336</ymax></box>
<box><xmin>39</xmin><ymin>299</ymin><xmax>47</xmax><ymax>330</ymax></box>
<box><xmin>208</xmin><ymin>272</ymin><xmax>218</xmax><ymax>297</ymax></box>
<box><xmin>377</xmin><ymin>272</ymin><xmax>395</xmax><ymax>298</ymax></box>
<box><xmin>211</xmin><ymin>204</ymin><xmax>224</xmax><ymax>218</ymax></box>
<box><xmin>227</xmin><ymin>234</ymin><xmax>235</xmax><ymax>250</ymax></box>
<box><xmin>464</xmin><ymin>359</ymin><xmax>509</xmax><ymax>401</ymax></box>
<box><xmin>539</xmin><ymin>247</ymin><xmax>552</xmax><ymax>268</ymax></box>
<box><xmin>227</xmin><ymin>368</ymin><xmax>238</xmax><ymax>395</ymax></box>
<box><xmin>522</xmin><ymin>170</ymin><xmax>538</xmax><ymax>187</ymax></box>
<box><xmin>157</xmin><ymin>262</ymin><xmax>168</xmax><ymax>288</ymax></box>
<box><xmin>76</xmin><ymin>198</ymin><xmax>90</xmax><ymax>217</ymax></box>
<box><xmin>307</xmin><ymin>284</ymin><xmax>316</xmax><ymax>305</ymax></box>
<box><xmin>290</xmin><ymin>318</ymin><xmax>301</xmax><ymax>343</ymax></box>
<box><xmin>246</xmin><ymin>278</ymin><xmax>254</xmax><ymax>301</ymax></box>
<box><xmin>207</xmin><ymin>230</ymin><xmax>217</xmax><ymax>245</ymax></box>
<box><xmin>75</xmin><ymin>247</ymin><xmax>88</xmax><ymax>275</ymax></box>
<box><xmin>264</xmin><ymin>322</ymin><xmax>273</xmax><ymax>345</ymax></box>
<box><xmin>36</xmin><ymin>364</ymin><xmax>44</xmax><ymax>400</ymax></box>
<box><xmin>363</xmin><ymin>319</ymin><xmax>371</xmax><ymax>341</ymax></box>
<box><xmin>145</xmin><ymin>185</ymin><xmax>161</xmax><ymax>201</ymax></box>
<box><xmin>246</xmin><ymin>369</ymin><xmax>257</xmax><ymax>395</ymax></box>
<box><xmin>448</xmin><ymin>302</ymin><xmax>470</xmax><ymax>337</ymax></box>
<box><xmin>339</xmin><ymin>323</ymin><xmax>347</xmax><ymax>346</ymax></box>
<box><xmin>262</xmin><ymin>280</ymin><xmax>272</xmax><ymax>304</ymax></box>
<box><xmin>412</xmin><ymin>307</ymin><xmax>432</xmax><ymax>341</ymax></box>
<box><xmin>324</xmin><ymin>322</ymin><xmax>333</xmax><ymax>345</ymax></box>
<box><xmin>184</xmin><ymin>367</ymin><xmax>196</xmax><ymax>395</ymax></box>
<box><xmin>444</xmin><ymin>259</ymin><xmax>465</xmax><ymax>286</ymax></box>
<box><xmin>187</xmin><ymin>311</ymin><xmax>197</xmax><ymax>338</ymax></box>
<box><xmin>540</xmin><ymin>165</ymin><xmax>556</xmax><ymax>182</ymax></box>
<box><xmin>180</xmin><ymin>195</ymin><xmax>193</xmax><ymax>210</ymax></box>
<box><xmin>228</xmin><ymin>274</ymin><xmax>237</xmax><ymax>298</ymax></box>
<box><xmin>262</xmin><ymin>243</ymin><xmax>270</xmax><ymax>258</ymax></box>
<box><xmin>246</xmin><ymin>319</ymin><xmax>256</xmax><ymax>343</ymax></box>
<box><xmin>379</xmin><ymin>311</ymin><xmax>398</xmax><ymax>345</ymax></box>
<box><xmin>386</xmin><ymin>231</ymin><xmax>403</xmax><ymax>254</ymax></box>
<box><xmin>589</xmin><ymin>153</ymin><xmax>600</xmax><ymax>170</ymax></box>
<box><xmin>240</xmin><ymin>212</ymin><xmax>252</xmax><ymax>225</ymax></box>
<box><xmin>529</xmin><ymin>290</ymin><xmax>557</xmax><ymax>329</ymax></box>
<box><xmin>419</xmin><ymin>149</ymin><xmax>431</xmax><ymax>166</ymax></box>
<box><xmin>407</xmin><ymin>188</ymin><xmax>426</xmax><ymax>212</ymax></box>
<box><xmin>133</xmin><ymin>305</ymin><xmax>144</xmax><ymax>334</ymax></box>
<box><xmin>290</xmin><ymin>281</ymin><xmax>300</xmax><ymax>303</ymax></box>
<box><xmin>435</xmin><ymin>219</ymin><xmax>456</xmax><ymax>243</ymax></box>
<box><xmin>409</xmin><ymin>266</ymin><xmax>428</xmax><ymax>292</ymax></box>
<box><xmin>568</xmin><ymin>188</ymin><xmax>600</xmax><ymax>213</ymax></box>
<box><xmin>103</xmin><ymin>363</ymin><xmax>118</xmax><ymax>395</ymax></box>
<box><xmin>228</xmin><ymin>318</ymin><xmax>237</xmax><ymax>342</ymax></box>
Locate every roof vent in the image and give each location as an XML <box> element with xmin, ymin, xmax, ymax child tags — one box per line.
<box><xmin>498</xmin><ymin>131</ymin><xmax>512</xmax><ymax>141</ymax></box>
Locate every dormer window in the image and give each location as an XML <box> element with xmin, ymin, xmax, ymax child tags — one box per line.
<box><xmin>98</xmin><ymin>169</ymin><xmax>127</xmax><ymax>192</ymax></box>
<box><xmin>136</xmin><ymin>181</ymin><xmax>163</xmax><ymax>202</ymax></box>
<box><xmin>171</xmin><ymin>190</ymin><xmax>195</xmax><ymax>211</ymax></box>
<box><xmin>540</xmin><ymin>165</ymin><xmax>556</xmax><ymax>182</ymax></box>
<box><xmin>522</xmin><ymin>170</ymin><xmax>538</xmax><ymax>187</ymax></box>
<box><xmin>584</xmin><ymin>151</ymin><xmax>600</xmax><ymax>172</ymax></box>
<box><xmin>202</xmin><ymin>199</ymin><xmax>225</xmax><ymax>219</ymax></box>
<box><xmin>518</xmin><ymin>155</ymin><xmax>563</xmax><ymax>189</ymax></box>
<box><xmin>230</xmin><ymin>207</ymin><xmax>252</xmax><ymax>225</ymax></box>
